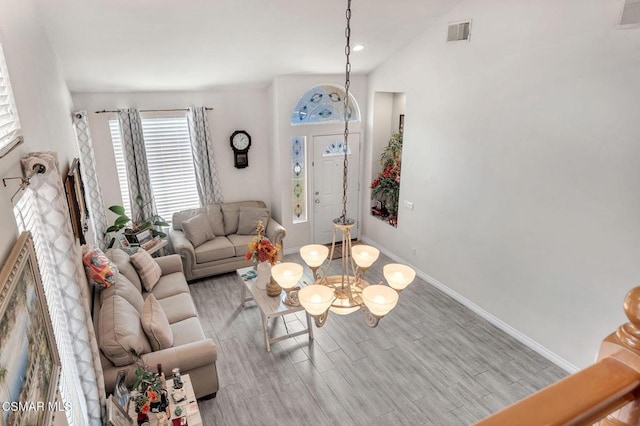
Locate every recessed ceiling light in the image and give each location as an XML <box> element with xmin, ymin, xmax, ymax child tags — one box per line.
<box><xmin>353</xmin><ymin>44</ymin><xmax>365</xmax><ymax>52</ymax></box>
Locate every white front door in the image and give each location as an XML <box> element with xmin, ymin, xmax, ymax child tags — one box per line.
<box><xmin>312</xmin><ymin>133</ymin><xmax>360</xmax><ymax>245</ymax></box>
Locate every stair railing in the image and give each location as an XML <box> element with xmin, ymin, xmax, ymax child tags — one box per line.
<box><xmin>476</xmin><ymin>286</ymin><xmax>640</xmax><ymax>426</ymax></box>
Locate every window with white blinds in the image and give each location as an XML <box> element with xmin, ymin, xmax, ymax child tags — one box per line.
<box><xmin>109</xmin><ymin>113</ymin><xmax>200</xmax><ymax>223</ymax></box>
<box><xmin>14</xmin><ymin>191</ymin><xmax>84</xmax><ymax>425</ymax></box>
<box><xmin>108</xmin><ymin>119</ymin><xmax>132</xmax><ymax>217</ymax></box>
<box><xmin>0</xmin><ymin>44</ymin><xmax>23</xmax><ymax>157</ymax></box>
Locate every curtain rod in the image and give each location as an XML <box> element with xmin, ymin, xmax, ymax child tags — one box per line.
<box><xmin>95</xmin><ymin>107</ymin><xmax>213</xmax><ymax>114</ymax></box>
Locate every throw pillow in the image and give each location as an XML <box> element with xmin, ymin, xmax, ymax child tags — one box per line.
<box><xmin>182</xmin><ymin>213</ymin><xmax>215</xmax><ymax>247</ymax></box>
<box><xmin>141</xmin><ymin>294</ymin><xmax>174</xmax><ymax>351</ymax></box>
<box><xmin>82</xmin><ymin>245</ymin><xmax>118</xmax><ymax>289</ymax></box>
<box><xmin>237</xmin><ymin>207</ymin><xmax>270</xmax><ymax>235</ymax></box>
<box><xmin>130</xmin><ymin>249</ymin><xmax>162</xmax><ymax>292</ymax></box>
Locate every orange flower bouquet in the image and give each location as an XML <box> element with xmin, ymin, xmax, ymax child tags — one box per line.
<box><xmin>245</xmin><ymin>220</ymin><xmax>281</xmax><ymax>265</ymax></box>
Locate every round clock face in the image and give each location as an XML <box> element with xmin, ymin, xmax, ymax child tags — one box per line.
<box><xmin>232</xmin><ymin>132</ymin><xmax>250</xmax><ymax>151</ymax></box>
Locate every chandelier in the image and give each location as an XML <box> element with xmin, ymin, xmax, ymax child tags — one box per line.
<box><xmin>271</xmin><ymin>0</ymin><xmax>416</xmax><ymax>328</ymax></box>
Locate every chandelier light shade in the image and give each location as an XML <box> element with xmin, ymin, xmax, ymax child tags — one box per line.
<box><xmin>300</xmin><ymin>245</ymin><xmax>329</xmax><ymax>267</ymax></box>
<box><xmin>283</xmin><ymin>0</ymin><xmax>416</xmax><ymax>329</ymax></box>
<box><xmin>271</xmin><ymin>262</ymin><xmax>304</xmax><ymax>306</ymax></box>
<box><xmin>351</xmin><ymin>245</ymin><xmax>380</xmax><ymax>268</ymax></box>
<box><xmin>383</xmin><ymin>264</ymin><xmax>416</xmax><ymax>292</ymax></box>
<box><xmin>300</xmin><ymin>244</ymin><xmax>329</xmax><ymax>281</ymax></box>
<box><xmin>298</xmin><ymin>285</ymin><xmax>335</xmax><ymax>316</ymax></box>
<box><xmin>362</xmin><ymin>285</ymin><xmax>399</xmax><ymax>317</ymax></box>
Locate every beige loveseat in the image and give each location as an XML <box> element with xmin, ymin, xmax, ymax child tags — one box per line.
<box><xmin>170</xmin><ymin>200</ymin><xmax>286</xmax><ymax>281</ymax></box>
<box><xmin>94</xmin><ymin>248</ymin><xmax>219</xmax><ymax>399</ymax></box>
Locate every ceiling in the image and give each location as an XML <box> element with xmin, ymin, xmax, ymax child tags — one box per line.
<box><xmin>34</xmin><ymin>0</ymin><xmax>462</xmax><ymax>93</ymax></box>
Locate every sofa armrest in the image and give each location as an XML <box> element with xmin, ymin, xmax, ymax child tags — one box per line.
<box><xmin>155</xmin><ymin>254</ymin><xmax>183</xmax><ymax>275</ymax></box>
<box><xmin>266</xmin><ymin>218</ymin><xmax>286</xmax><ymax>250</ymax></box>
<box><xmin>170</xmin><ymin>230</ymin><xmax>196</xmax><ymax>279</ymax></box>
<box><xmin>140</xmin><ymin>339</ymin><xmax>217</xmax><ymax>372</ymax></box>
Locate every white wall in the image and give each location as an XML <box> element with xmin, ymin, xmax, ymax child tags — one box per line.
<box><xmin>72</xmin><ymin>88</ymin><xmax>272</xmax><ymax>226</ymax></box>
<box><xmin>363</xmin><ymin>0</ymin><xmax>640</xmax><ymax>369</ymax></box>
<box><xmin>0</xmin><ymin>0</ymin><xmax>78</xmax><ymax>261</ymax></box>
<box><xmin>270</xmin><ymin>74</ymin><xmax>367</xmax><ymax>251</ymax></box>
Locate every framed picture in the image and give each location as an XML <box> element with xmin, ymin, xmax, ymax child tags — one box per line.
<box><xmin>399</xmin><ymin>114</ymin><xmax>405</xmax><ymax>133</ymax></box>
<box><xmin>135</xmin><ymin>229</ymin><xmax>153</xmax><ymax>246</ymax></box>
<box><xmin>117</xmin><ymin>234</ymin><xmax>130</xmax><ymax>249</ymax></box>
<box><xmin>113</xmin><ymin>370</ymin><xmax>130</xmax><ymax>411</ymax></box>
<box><xmin>0</xmin><ymin>232</ymin><xmax>61</xmax><ymax>426</ymax></box>
<box><xmin>64</xmin><ymin>158</ymin><xmax>88</xmax><ymax>245</ymax></box>
<box><xmin>106</xmin><ymin>395</ymin><xmax>133</xmax><ymax>426</ymax></box>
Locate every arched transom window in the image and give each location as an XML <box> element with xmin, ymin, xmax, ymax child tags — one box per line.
<box><xmin>291</xmin><ymin>84</ymin><xmax>360</xmax><ymax>125</ymax></box>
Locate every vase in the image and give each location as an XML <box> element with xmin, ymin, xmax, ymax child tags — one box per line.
<box><xmin>255</xmin><ymin>261</ymin><xmax>271</xmax><ymax>290</ymax></box>
<box><xmin>137</xmin><ymin>412</ymin><xmax>149</xmax><ymax>426</ymax></box>
<box><xmin>266</xmin><ymin>277</ymin><xmax>282</xmax><ymax>297</ymax></box>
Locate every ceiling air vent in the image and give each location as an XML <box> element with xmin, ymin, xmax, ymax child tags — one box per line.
<box><xmin>447</xmin><ymin>20</ymin><xmax>471</xmax><ymax>42</ymax></box>
<box><xmin>619</xmin><ymin>0</ymin><xmax>640</xmax><ymax>28</ymax></box>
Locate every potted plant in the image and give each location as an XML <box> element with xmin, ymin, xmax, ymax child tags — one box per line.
<box><xmin>370</xmin><ymin>130</ymin><xmax>402</xmax><ymax>226</ymax></box>
<box><xmin>105</xmin><ymin>195</ymin><xmax>168</xmax><ymax>248</ymax></box>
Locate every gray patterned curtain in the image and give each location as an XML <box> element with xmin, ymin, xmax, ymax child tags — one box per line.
<box><xmin>187</xmin><ymin>107</ymin><xmax>223</xmax><ymax>205</ymax></box>
<box><xmin>117</xmin><ymin>108</ymin><xmax>156</xmax><ymax>223</ymax></box>
<box><xmin>72</xmin><ymin>111</ymin><xmax>109</xmax><ymax>249</ymax></box>
<box><xmin>19</xmin><ymin>152</ymin><xmax>104</xmax><ymax>425</ymax></box>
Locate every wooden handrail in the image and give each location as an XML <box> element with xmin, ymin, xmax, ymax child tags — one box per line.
<box><xmin>475</xmin><ymin>358</ymin><xmax>640</xmax><ymax>425</ymax></box>
<box><xmin>476</xmin><ymin>286</ymin><xmax>640</xmax><ymax>426</ymax></box>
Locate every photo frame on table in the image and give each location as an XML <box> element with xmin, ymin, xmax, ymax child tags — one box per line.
<box><xmin>135</xmin><ymin>229</ymin><xmax>153</xmax><ymax>246</ymax></box>
<box><xmin>399</xmin><ymin>114</ymin><xmax>405</xmax><ymax>133</ymax></box>
<box><xmin>117</xmin><ymin>234</ymin><xmax>130</xmax><ymax>249</ymax></box>
<box><xmin>0</xmin><ymin>231</ymin><xmax>61</xmax><ymax>426</ymax></box>
<box><xmin>64</xmin><ymin>158</ymin><xmax>89</xmax><ymax>245</ymax></box>
<box><xmin>106</xmin><ymin>394</ymin><xmax>132</xmax><ymax>426</ymax></box>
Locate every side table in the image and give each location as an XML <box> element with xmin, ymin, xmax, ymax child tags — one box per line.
<box><xmin>142</xmin><ymin>239</ymin><xmax>168</xmax><ymax>257</ymax></box>
<box><xmin>128</xmin><ymin>374</ymin><xmax>202</xmax><ymax>426</ymax></box>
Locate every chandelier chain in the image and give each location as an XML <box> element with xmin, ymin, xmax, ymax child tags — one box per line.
<box><xmin>341</xmin><ymin>0</ymin><xmax>352</xmax><ymax>223</ymax></box>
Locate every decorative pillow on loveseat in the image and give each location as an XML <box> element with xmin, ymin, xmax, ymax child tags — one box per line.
<box><xmin>182</xmin><ymin>213</ymin><xmax>215</xmax><ymax>247</ymax></box>
<box><xmin>237</xmin><ymin>207</ymin><xmax>270</xmax><ymax>235</ymax></box>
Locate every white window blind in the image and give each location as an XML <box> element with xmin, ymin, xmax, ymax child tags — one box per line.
<box><xmin>0</xmin><ymin>44</ymin><xmax>22</xmax><ymax>157</ymax></box>
<box><xmin>109</xmin><ymin>114</ymin><xmax>200</xmax><ymax>223</ymax></box>
<box><xmin>108</xmin><ymin>119</ymin><xmax>131</xmax><ymax>217</ymax></box>
<box><xmin>14</xmin><ymin>191</ymin><xmax>85</xmax><ymax>426</ymax></box>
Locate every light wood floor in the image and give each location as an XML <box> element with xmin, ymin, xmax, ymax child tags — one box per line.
<box><xmin>189</xmin><ymin>252</ymin><xmax>567</xmax><ymax>425</ymax></box>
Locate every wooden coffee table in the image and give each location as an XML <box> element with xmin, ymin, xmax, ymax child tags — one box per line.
<box><xmin>237</xmin><ymin>266</ymin><xmax>313</xmax><ymax>351</ymax></box>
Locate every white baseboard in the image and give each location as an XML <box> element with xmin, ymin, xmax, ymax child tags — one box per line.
<box><xmin>360</xmin><ymin>236</ymin><xmax>580</xmax><ymax>374</ymax></box>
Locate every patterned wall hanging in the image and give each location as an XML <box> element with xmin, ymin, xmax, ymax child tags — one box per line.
<box><xmin>291</xmin><ymin>136</ymin><xmax>307</xmax><ymax>223</ymax></box>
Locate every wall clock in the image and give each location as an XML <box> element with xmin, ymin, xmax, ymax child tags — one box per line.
<box><xmin>230</xmin><ymin>130</ymin><xmax>251</xmax><ymax>169</ymax></box>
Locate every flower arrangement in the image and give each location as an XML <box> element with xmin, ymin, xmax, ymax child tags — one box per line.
<box><xmin>245</xmin><ymin>220</ymin><xmax>281</xmax><ymax>265</ymax></box>
<box><xmin>132</xmin><ymin>390</ymin><xmax>151</xmax><ymax>415</ymax></box>
<box><xmin>131</xmin><ymin>365</ymin><xmax>162</xmax><ymax>415</ymax></box>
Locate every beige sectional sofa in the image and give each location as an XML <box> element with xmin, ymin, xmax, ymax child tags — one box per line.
<box><xmin>170</xmin><ymin>200</ymin><xmax>286</xmax><ymax>281</ymax></box>
<box><xmin>94</xmin><ymin>248</ymin><xmax>219</xmax><ymax>399</ymax></box>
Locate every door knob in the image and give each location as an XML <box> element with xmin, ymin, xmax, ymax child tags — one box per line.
<box><xmin>315</xmin><ymin>199</ymin><xmax>320</xmax><ymax>204</ymax></box>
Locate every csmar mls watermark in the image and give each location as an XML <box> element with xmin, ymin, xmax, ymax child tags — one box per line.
<box><xmin>2</xmin><ymin>401</ymin><xmax>71</xmax><ymax>412</ymax></box>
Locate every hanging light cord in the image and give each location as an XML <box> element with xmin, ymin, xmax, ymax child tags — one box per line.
<box><xmin>340</xmin><ymin>0</ymin><xmax>352</xmax><ymax>224</ymax></box>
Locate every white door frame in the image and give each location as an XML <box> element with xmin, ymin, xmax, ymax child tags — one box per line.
<box><xmin>311</xmin><ymin>133</ymin><xmax>361</xmax><ymax>245</ymax></box>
